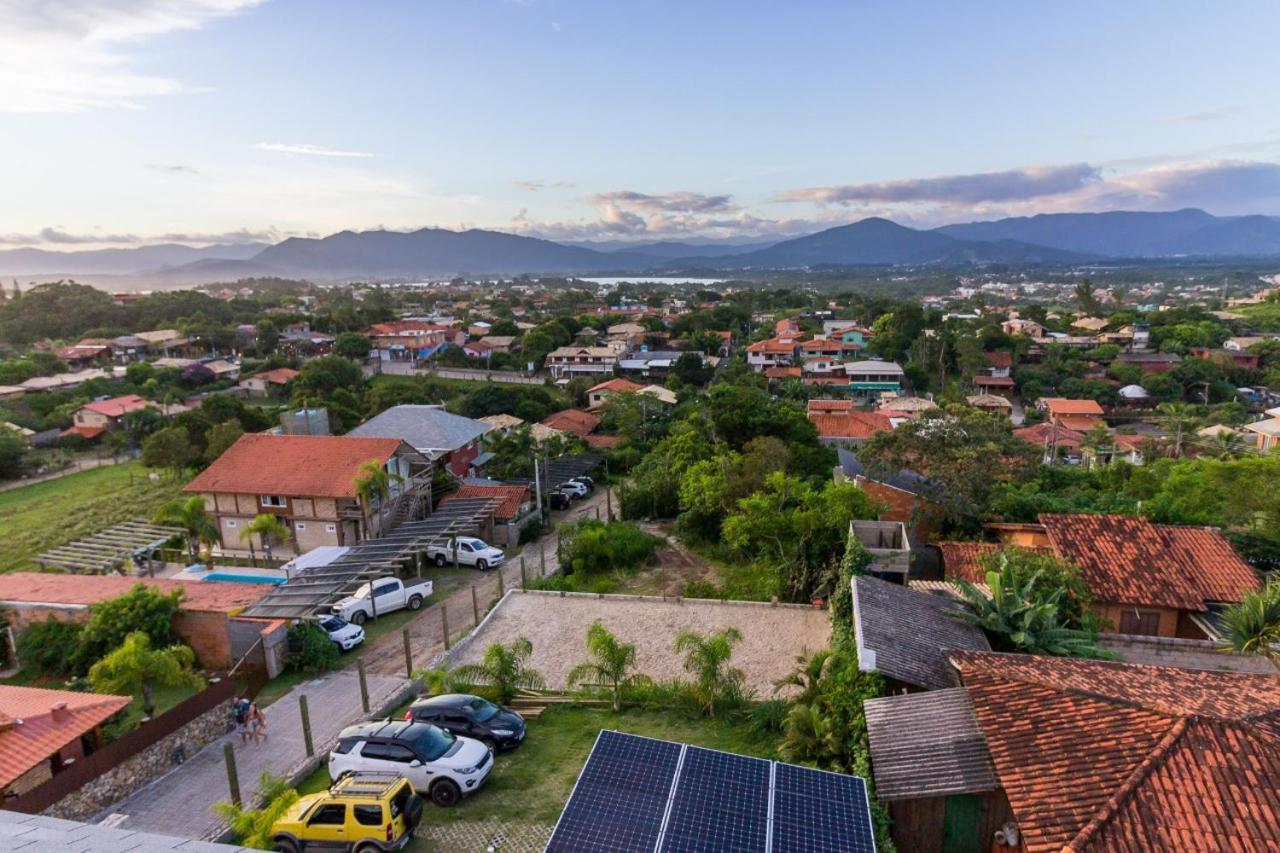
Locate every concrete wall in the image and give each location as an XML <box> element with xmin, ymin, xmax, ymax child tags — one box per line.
<box><xmin>5</xmin><ymin>606</ymin><xmax>233</xmax><ymax>669</ymax></box>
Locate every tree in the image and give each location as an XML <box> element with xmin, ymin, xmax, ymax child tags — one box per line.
<box><xmin>153</xmin><ymin>496</ymin><xmax>219</xmax><ymax>564</ymax></box>
<box><xmin>1157</xmin><ymin>402</ymin><xmax>1197</xmax><ymax>457</ymax></box>
<box><xmin>0</xmin><ymin>425</ymin><xmax>26</xmax><ymax>478</ymax></box>
<box><xmin>451</xmin><ymin>636</ymin><xmax>546</xmax><ymax>703</ymax></box>
<box><xmin>215</xmin><ymin>772</ymin><xmax>300</xmax><ymax>850</ymax></box>
<box><xmin>333</xmin><ymin>332</ymin><xmax>372</xmax><ymax>360</ymax></box>
<box><xmin>240</xmin><ymin>514</ymin><xmax>291</xmax><ymax>565</ymax></box>
<box><xmin>352</xmin><ymin>458</ymin><xmax>402</xmax><ymax>538</ymax></box>
<box><xmin>141</xmin><ymin>426</ymin><xmax>196</xmax><ymax>478</ymax></box>
<box><xmin>1074</xmin><ymin>278</ymin><xmax>1102</xmax><ymax>315</ymax></box>
<box><xmin>254</xmin><ymin>319</ymin><xmax>280</xmax><ymax>356</ymax></box>
<box><xmin>567</xmin><ymin>621</ymin><xmax>651</xmax><ymax>711</ymax></box>
<box><xmin>88</xmin><ymin>631</ymin><xmax>202</xmax><ymax>718</ymax></box>
<box><xmin>204</xmin><ymin>420</ymin><xmax>244</xmax><ymax>463</ymax></box>
<box><xmin>74</xmin><ymin>584</ymin><xmax>184</xmax><ymax>674</ymax></box>
<box><xmin>1216</xmin><ymin>580</ymin><xmax>1280</xmax><ymax>662</ymax></box>
<box><xmin>673</xmin><ymin>627</ymin><xmax>746</xmax><ymax>717</ymax></box>
<box><xmin>285</xmin><ymin>621</ymin><xmax>340</xmax><ymax>674</ymax></box>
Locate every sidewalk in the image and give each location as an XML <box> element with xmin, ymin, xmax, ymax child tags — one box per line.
<box><xmin>103</xmin><ymin>669</ymin><xmax>411</xmax><ymax>841</ymax></box>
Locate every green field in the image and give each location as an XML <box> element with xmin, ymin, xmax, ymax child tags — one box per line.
<box><xmin>0</xmin><ymin>462</ymin><xmax>183</xmax><ymax>571</ymax></box>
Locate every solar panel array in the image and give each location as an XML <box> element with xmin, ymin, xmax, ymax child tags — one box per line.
<box><xmin>546</xmin><ymin>731</ymin><xmax>876</xmax><ymax>853</ymax></box>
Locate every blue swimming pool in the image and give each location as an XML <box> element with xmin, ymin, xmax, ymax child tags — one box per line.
<box><xmin>202</xmin><ymin>572</ymin><xmax>286</xmax><ymax>585</ymax></box>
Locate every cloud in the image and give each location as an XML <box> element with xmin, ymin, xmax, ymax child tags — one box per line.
<box><xmin>0</xmin><ymin>226</ymin><xmax>286</xmax><ymax>247</ymax></box>
<box><xmin>1162</xmin><ymin>106</ymin><xmax>1245</xmax><ymax>124</ymax></box>
<box><xmin>776</xmin><ymin>164</ymin><xmax>1100</xmax><ymax>207</ymax></box>
<box><xmin>513</xmin><ymin>179</ymin><xmax>576</xmax><ymax>192</ymax></box>
<box><xmin>146</xmin><ymin>164</ymin><xmax>200</xmax><ymax>174</ymax></box>
<box><xmin>587</xmin><ymin>190</ymin><xmax>738</xmax><ymax>214</ymax></box>
<box><xmin>254</xmin><ymin>142</ymin><xmax>374</xmax><ymax>158</ymax></box>
<box><xmin>0</xmin><ymin>1</ymin><xmax>265</xmax><ymax>112</ymax></box>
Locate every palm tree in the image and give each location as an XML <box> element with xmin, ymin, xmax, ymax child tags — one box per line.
<box><xmin>567</xmin><ymin>621</ymin><xmax>651</xmax><ymax>711</ymax></box>
<box><xmin>1157</xmin><ymin>402</ymin><xmax>1198</xmax><ymax>457</ymax></box>
<box><xmin>240</xmin><ymin>514</ymin><xmax>291</xmax><ymax>566</ymax></box>
<box><xmin>88</xmin><ymin>631</ymin><xmax>203</xmax><ymax>718</ymax></box>
<box><xmin>778</xmin><ymin>700</ymin><xmax>840</xmax><ymax>767</ymax></box>
<box><xmin>1207</xmin><ymin>430</ymin><xmax>1244</xmax><ymax>460</ymax></box>
<box><xmin>451</xmin><ymin>636</ymin><xmax>546</xmax><ymax>704</ymax></box>
<box><xmin>953</xmin><ymin>563</ymin><xmax>1105</xmax><ymax>658</ymax></box>
<box><xmin>353</xmin><ymin>458</ymin><xmax>403</xmax><ymax>539</ymax></box>
<box><xmin>673</xmin><ymin>626</ymin><xmax>746</xmax><ymax>717</ymax></box>
<box><xmin>215</xmin><ymin>772</ymin><xmax>299</xmax><ymax>849</ymax></box>
<box><xmin>153</xmin><ymin>496</ymin><xmax>219</xmax><ymax>565</ymax></box>
<box><xmin>773</xmin><ymin>649</ymin><xmax>835</xmax><ymax>706</ymax></box>
<box><xmin>1217</xmin><ymin>581</ymin><xmax>1280</xmax><ymax>661</ymax></box>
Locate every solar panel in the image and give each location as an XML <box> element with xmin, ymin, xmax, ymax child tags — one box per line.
<box><xmin>546</xmin><ymin>731</ymin><xmax>682</xmax><ymax>853</ymax></box>
<box><xmin>772</xmin><ymin>763</ymin><xmax>876</xmax><ymax>853</ymax></box>
<box><xmin>659</xmin><ymin>746</ymin><xmax>771</xmax><ymax>852</ymax></box>
<box><xmin>545</xmin><ymin>732</ymin><xmax>877</xmax><ymax>853</ymax></box>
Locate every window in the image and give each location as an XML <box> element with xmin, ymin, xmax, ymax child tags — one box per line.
<box><xmin>295</xmin><ymin>522</ymin><xmax>306</xmax><ymax>531</ymax></box>
<box><xmin>353</xmin><ymin>805</ymin><xmax>384</xmax><ymax>826</ymax></box>
<box><xmin>326</xmin><ymin>524</ymin><xmax>337</xmax><ymax>533</ymax></box>
<box><xmin>459</xmin><ymin>542</ymin><xmax>473</xmax><ymax>553</ymax></box>
<box><xmin>1119</xmin><ymin>609</ymin><xmax>1162</xmax><ymax>636</ymax></box>
<box><xmin>334</xmin><ymin>738</ymin><xmax>357</xmax><ymax>754</ymax></box>
<box><xmin>361</xmin><ymin>742</ymin><xmax>417</xmax><ymax>763</ymax></box>
<box><xmin>308</xmin><ymin>804</ymin><xmax>346</xmax><ymax>826</ymax></box>
<box><xmin>374</xmin><ymin>582</ymin><xmax>397</xmax><ymax>597</ymax></box>
<box><xmin>226</xmin><ymin>520</ymin><xmax>237</xmax><ymax>529</ymax></box>
<box><xmin>261</xmin><ymin>495</ymin><xmax>285</xmax><ymax>507</ymax></box>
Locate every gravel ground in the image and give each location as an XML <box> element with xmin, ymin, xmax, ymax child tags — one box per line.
<box><xmin>448</xmin><ymin>590</ymin><xmax>832</xmax><ymax>694</ymax></box>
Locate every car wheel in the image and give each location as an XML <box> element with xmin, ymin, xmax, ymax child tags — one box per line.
<box><xmin>332</xmin><ymin>640</ymin><xmax>344</xmax><ymax>652</ymax></box>
<box><xmin>272</xmin><ymin>838</ymin><xmax>300</xmax><ymax>853</ymax></box>
<box><xmin>430</xmin><ymin>779</ymin><xmax>461</xmax><ymax>807</ymax></box>
<box><xmin>408</xmin><ymin>594</ymin><xmax>423</xmax><ymax>610</ymax></box>
<box><xmin>351</xmin><ymin>611</ymin><xmax>367</xmax><ymax>626</ymax></box>
<box><xmin>475</xmin><ymin>559</ymin><xmax>488</xmax><ymax>572</ymax></box>
<box><xmin>434</xmin><ymin>554</ymin><xmax>448</xmax><ymax>567</ymax></box>
<box><xmin>355</xmin><ymin>845</ymin><xmax>383</xmax><ymax>853</ymax></box>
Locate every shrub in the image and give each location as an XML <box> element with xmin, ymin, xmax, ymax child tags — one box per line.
<box><xmin>285</xmin><ymin>621</ymin><xmax>340</xmax><ymax>674</ymax></box>
<box><xmin>558</xmin><ymin>519</ymin><xmax>661</xmax><ymax>577</ymax></box>
<box><xmin>73</xmin><ymin>584</ymin><xmax>183</xmax><ymax>675</ymax></box>
<box><xmin>682</xmin><ymin>579</ymin><xmax>724</xmax><ymax>600</ymax></box>
<box><xmin>17</xmin><ymin>617</ymin><xmax>85</xmax><ymax>677</ymax></box>
<box><xmin>517</xmin><ymin>518</ymin><xmax>545</xmax><ymax>545</ymax></box>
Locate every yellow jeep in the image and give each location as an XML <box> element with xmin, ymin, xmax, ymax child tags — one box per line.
<box><xmin>270</xmin><ymin>772</ymin><xmax>423</xmax><ymax>853</ymax></box>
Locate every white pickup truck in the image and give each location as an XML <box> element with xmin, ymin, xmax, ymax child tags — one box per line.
<box><xmin>332</xmin><ymin>577</ymin><xmax>433</xmax><ymax>625</ymax></box>
<box><xmin>425</xmin><ymin>536</ymin><xmax>506</xmax><ymax>571</ymax></box>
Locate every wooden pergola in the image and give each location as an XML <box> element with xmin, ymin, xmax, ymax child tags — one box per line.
<box><xmin>35</xmin><ymin>521</ymin><xmax>186</xmax><ymax>575</ymax></box>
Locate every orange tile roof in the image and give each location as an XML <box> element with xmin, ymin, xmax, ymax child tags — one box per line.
<box><xmin>763</xmin><ymin>367</ymin><xmax>802</xmax><ymax>379</ymax></box>
<box><xmin>984</xmin><ymin>351</ymin><xmax>1013</xmax><ymax>369</ymax></box>
<box><xmin>539</xmin><ymin>409</ymin><xmax>600</xmax><ymax>437</ymax></box>
<box><xmin>949</xmin><ymin>651</ymin><xmax>1280</xmax><ymax>853</ymax></box>
<box><xmin>807</xmin><ymin>399</ymin><xmax>854</xmax><ymax>413</ymax></box>
<box><xmin>587</xmin><ymin>378</ymin><xmax>644</xmax><ymax>395</ymax></box>
<box><xmin>439</xmin><ymin>484</ymin><xmax>530</xmax><ymax>520</ymax></box>
<box><xmin>60</xmin><ymin>425</ymin><xmax>106</xmax><ymax>441</ymax></box>
<box><xmin>0</xmin><ymin>572</ymin><xmax>270</xmax><ymax>613</ymax></box>
<box><xmin>809</xmin><ymin>411</ymin><xmax>893</xmax><ymax>440</ymax></box>
<box><xmin>1044</xmin><ymin>398</ymin><xmax>1105</xmax><ymax>416</ymax></box>
<box><xmin>936</xmin><ymin>542</ymin><xmax>1003</xmax><ymax>583</ymax></box>
<box><xmin>81</xmin><ymin>394</ymin><xmax>151</xmax><ymax>418</ymax></box>
<box><xmin>745</xmin><ymin>337</ymin><xmax>800</xmax><ymax>354</ymax></box>
<box><xmin>253</xmin><ymin>367</ymin><xmax>299</xmax><ymax>385</ymax></box>
<box><xmin>1057</xmin><ymin>414</ymin><xmax>1104</xmax><ymax>432</ymax></box>
<box><xmin>973</xmin><ymin>374</ymin><xmax>1016</xmax><ymax>388</ymax></box>
<box><xmin>1040</xmin><ymin>514</ymin><xmax>1258</xmax><ymax>610</ymax></box>
<box><xmin>185</xmin><ymin>433</ymin><xmax>405</xmax><ymax>498</ymax></box>
<box><xmin>0</xmin><ymin>685</ymin><xmax>131</xmax><ymax>789</ymax></box>
<box><xmin>583</xmin><ymin>434</ymin><xmax>622</xmax><ymax>448</ymax></box>
<box><xmin>1012</xmin><ymin>422</ymin><xmax>1085</xmax><ymax>449</ymax></box>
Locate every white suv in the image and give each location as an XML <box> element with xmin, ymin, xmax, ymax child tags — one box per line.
<box><xmin>329</xmin><ymin>719</ymin><xmax>492</xmax><ymax>807</ymax></box>
<box><xmin>426</xmin><ymin>536</ymin><xmax>506</xmax><ymax>571</ymax></box>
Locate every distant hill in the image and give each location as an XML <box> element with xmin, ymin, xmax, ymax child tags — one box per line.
<box><xmin>247</xmin><ymin>228</ymin><xmax>653</xmax><ymax>278</ymax></box>
<box><xmin>0</xmin><ymin>242</ymin><xmax>267</xmax><ymax>276</ymax></box>
<box><xmin>935</xmin><ymin>208</ymin><xmax>1280</xmax><ymax>257</ymax></box>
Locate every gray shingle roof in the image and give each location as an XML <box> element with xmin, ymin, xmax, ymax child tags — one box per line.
<box><xmin>852</xmin><ymin>576</ymin><xmax>989</xmax><ymax>690</ymax></box>
<box><xmin>348</xmin><ymin>405</ymin><xmax>487</xmax><ymax>453</ymax></box>
<box><xmin>864</xmin><ymin>687</ymin><xmax>998</xmax><ymax>801</ymax></box>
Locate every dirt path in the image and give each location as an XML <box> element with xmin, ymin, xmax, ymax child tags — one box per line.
<box><xmin>618</xmin><ymin>521</ymin><xmax>719</xmax><ymax>596</ymax></box>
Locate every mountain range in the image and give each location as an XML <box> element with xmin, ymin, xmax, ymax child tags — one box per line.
<box><xmin>3</xmin><ymin>209</ymin><xmax>1280</xmax><ymax>285</ymax></box>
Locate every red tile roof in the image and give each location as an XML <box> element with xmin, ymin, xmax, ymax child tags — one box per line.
<box><xmin>81</xmin><ymin>394</ymin><xmax>151</xmax><ymax>418</ymax></box>
<box><xmin>1012</xmin><ymin>422</ymin><xmax>1085</xmax><ymax>449</ymax></box>
<box><xmin>746</xmin><ymin>337</ymin><xmax>801</xmax><ymax>354</ymax></box>
<box><xmin>587</xmin><ymin>378</ymin><xmax>644</xmax><ymax>395</ymax></box>
<box><xmin>583</xmin><ymin>434</ymin><xmax>622</xmax><ymax>448</ymax></box>
<box><xmin>60</xmin><ymin>425</ymin><xmax>106</xmax><ymax>441</ymax></box>
<box><xmin>1057</xmin><ymin>414</ymin><xmax>1104</xmax><ymax>432</ymax></box>
<box><xmin>540</xmin><ymin>409</ymin><xmax>600</xmax><ymax>437</ymax></box>
<box><xmin>936</xmin><ymin>542</ymin><xmax>1003</xmax><ymax>583</ymax></box>
<box><xmin>252</xmin><ymin>367</ymin><xmax>299</xmax><ymax>385</ymax></box>
<box><xmin>984</xmin><ymin>351</ymin><xmax>1013</xmax><ymax>369</ymax></box>
<box><xmin>439</xmin><ymin>484</ymin><xmax>530</xmax><ymax>519</ymax></box>
<box><xmin>1040</xmin><ymin>514</ymin><xmax>1258</xmax><ymax>610</ymax></box>
<box><xmin>0</xmin><ymin>685</ymin><xmax>131</xmax><ymax>789</ymax></box>
<box><xmin>1044</xmin><ymin>398</ymin><xmax>1105</xmax><ymax>416</ymax></box>
<box><xmin>950</xmin><ymin>651</ymin><xmax>1280</xmax><ymax>853</ymax></box>
<box><xmin>764</xmin><ymin>367</ymin><xmax>802</xmax><ymax>379</ymax></box>
<box><xmin>185</xmin><ymin>434</ymin><xmax>405</xmax><ymax>498</ymax></box>
<box><xmin>809</xmin><ymin>411</ymin><xmax>893</xmax><ymax>440</ymax></box>
<box><xmin>0</xmin><ymin>572</ymin><xmax>270</xmax><ymax>613</ymax></box>
<box><xmin>973</xmin><ymin>375</ymin><xmax>1016</xmax><ymax>388</ymax></box>
<box><xmin>807</xmin><ymin>399</ymin><xmax>854</xmax><ymax>413</ymax></box>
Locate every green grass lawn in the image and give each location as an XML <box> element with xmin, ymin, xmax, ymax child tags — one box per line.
<box><xmin>101</xmin><ymin>681</ymin><xmax>205</xmax><ymax>740</ymax></box>
<box><xmin>0</xmin><ymin>462</ymin><xmax>183</xmax><ymax>570</ymax></box>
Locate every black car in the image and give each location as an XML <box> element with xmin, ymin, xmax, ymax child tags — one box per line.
<box><xmin>548</xmin><ymin>490</ymin><xmax>571</xmax><ymax>510</ymax></box>
<box><xmin>405</xmin><ymin>693</ymin><xmax>527</xmax><ymax>751</ymax></box>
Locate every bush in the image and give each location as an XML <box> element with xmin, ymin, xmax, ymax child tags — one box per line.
<box><xmin>558</xmin><ymin>519</ymin><xmax>661</xmax><ymax>577</ymax></box>
<box><xmin>17</xmin><ymin>617</ymin><xmax>85</xmax><ymax>677</ymax></box>
<box><xmin>517</xmin><ymin>518</ymin><xmax>546</xmax><ymax>545</ymax></box>
<box><xmin>285</xmin><ymin>621</ymin><xmax>339</xmax><ymax>674</ymax></box>
<box><xmin>682</xmin><ymin>580</ymin><xmax>724</xmax><ymax>600</ymax></box>
<box><xmin>72</xmin><ymin>584</ymin><xmax>184</xmax><ymax>675</ymax></box>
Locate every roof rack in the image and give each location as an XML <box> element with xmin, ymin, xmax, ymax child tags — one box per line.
<box><xmin>331</xmin><ymin>771</ymin><xmax>407</xmax><ymax>797</ymax></box>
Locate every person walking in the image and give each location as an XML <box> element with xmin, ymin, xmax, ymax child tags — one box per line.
<box><xmin>248</xmin><ymin>701</ymin><xmax>267</xmax><ymax>746</ymax></box>
<box><xmin>233</xmin><ymin>698</ymin><xmax>251</xmax><ymax>744</ymax></box>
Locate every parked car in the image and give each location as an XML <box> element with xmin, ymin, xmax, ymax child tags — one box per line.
<box><xmin>425</xmin><ymin>536</ymin><xmax>505</xmax><ymax>571</ymax></box>
<box><xmin>404</xmin><ymin>693</ymin><xmax>526</xmax><ymax>752</ymax></box>
<box><xmin>270</xmin><ymin>771</ymin><xmax>422</xmax><ymax>852</ymax></box>
<box><xmin>559</xmin><ymin>481</ymin><xmax>589</xmax><ymax>499</ymax></box>
<box><xmin>329</xmin><ymin>719</ymin><xmax>493</xmax><ymax>806</ymax></box>
<box><xmin>570</xmin><ymin>475</ymin><xmax>595</xmax><ymax>488</ymax></box>
<box><xmin>332</xmin><ymin>578</ymin><xmax>434</xmax><ymax>626</ymax></box>
<box><xmin>319</xmin><ymin>614</ymin><xmax>365</xmax><ymax>651</ymax></box>
<box><xmin>548</xmin><ymin>490</ymin><xmax>571</xmax><ymax>510</ymax></box>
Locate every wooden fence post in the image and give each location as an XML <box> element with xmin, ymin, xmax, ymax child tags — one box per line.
<box><xmin>442</xmin><ymin>606</ymin><xmax>451</xmax><ymax>650</ymax></box>
<box><xmin>497</xmin><ymin>570</ymin><xmax>505</xmax><ymax>599</ymax></box>
<box><xmin>299</xmin><ymin>695</ymin><xmax>314</xmax><ymax>758</ymax></box>
<box><xmin>520</xmin><ymin>556</ymin><xmax>527</xmax><ymax>589</ymax></box>
<box><xmin>356</xmin><ymin>658</ymin><xmax>370</xmax><ymax>714</ymax></box>
<box><xmin>403</xmin><ymin>629</ymin><xmax>414</xmax><ymax>678</ymax></box>
<box><xmin>223</xmin><ymin>743</ymin><xmax>241</xmax><ymax>806</ymax></box>
<box><xmin>471</xmin><ymin>585</ymin><xmax>480</xmax><ymax>625</ymax></box>
<box><xmin>540</xmin><ymin>543</ymin><xmax>546</xmax><ymax>577</ymax></box>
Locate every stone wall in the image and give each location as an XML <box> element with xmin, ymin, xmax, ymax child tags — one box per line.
<box><xmin>44</xmin><ymin>701</ymin><xmax>233</xmax><ymax>822</ymax></box>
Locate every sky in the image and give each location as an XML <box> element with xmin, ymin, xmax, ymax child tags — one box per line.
<box><xmin>3</xmin><ymin>0</ymin><xmax>1280</xmax><ymax>249</ymax></box>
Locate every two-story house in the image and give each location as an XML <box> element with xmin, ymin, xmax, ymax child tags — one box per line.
<box><xmin>347</xmin><ymin>405</ymin><xmax>489</xmax><ymax>478</ymax></box>
<box><xmin>62</xmin><ymin>394</ymin><xmax>155</xmax><ymax>441</ymax></box>
<box><xmin>544</xmin><ymin>346</ymin><xmax>618</xmax><ymax>379</ymax></box>
<box><xmin>185</xmin><ymin>434</ymin><xmax>429</xmax><ymax>555</ymax></box>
